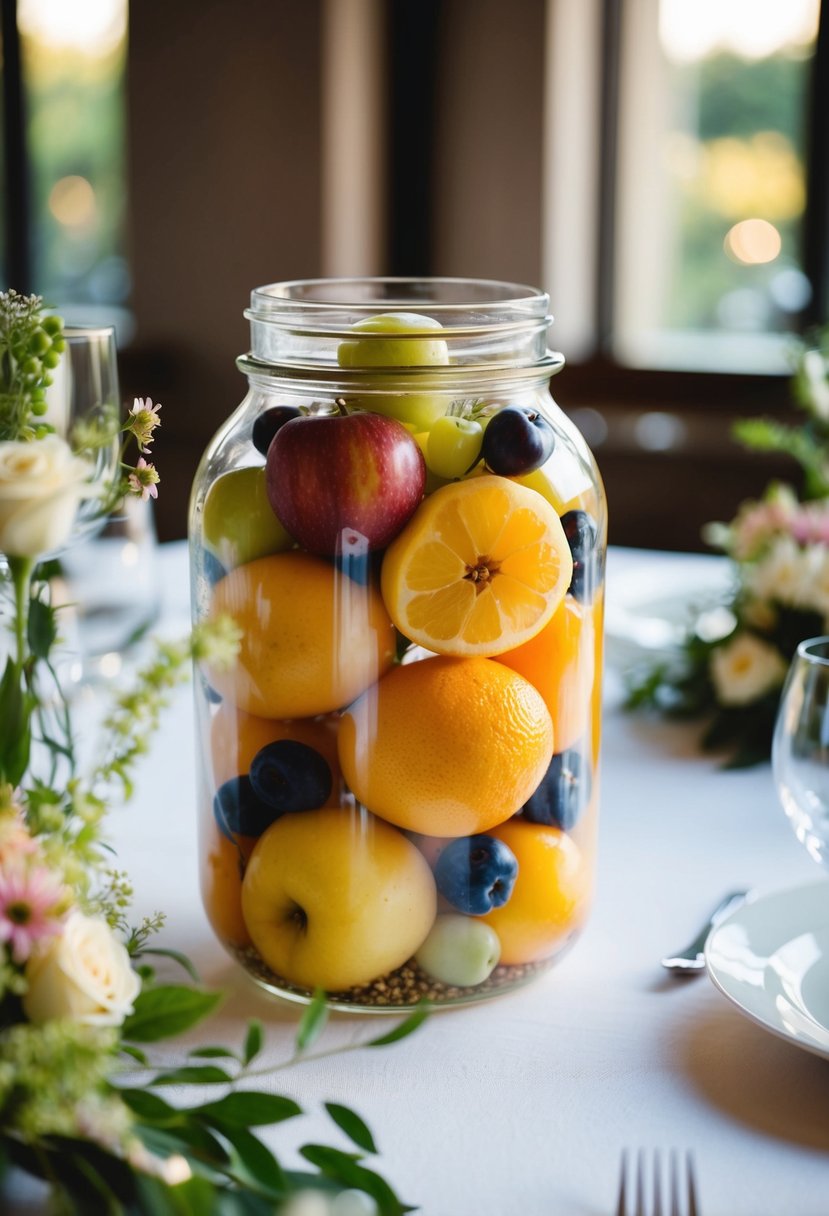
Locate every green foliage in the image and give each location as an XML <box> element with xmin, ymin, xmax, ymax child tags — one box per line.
<box><xmin>0</xmin><ymin>291</ymin><xmax>65</xmax><ymax>441</ymax></box>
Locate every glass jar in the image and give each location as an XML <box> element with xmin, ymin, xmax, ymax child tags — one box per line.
<box><xmin>189</xmin><ymin>278</ymin><xmax>606</xmax><ymax>1011</ymax></box>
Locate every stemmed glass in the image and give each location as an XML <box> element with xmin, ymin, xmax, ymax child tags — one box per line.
<box><xmin>47</xmin><ymin>325</ymin><xmax>161</xmax><ymax>680</ymax></box>
<box><xmin>772</xmin><ymin>636</ymin><xmax>829</xmax><ymax>868</ymax></box>
<box><xmin>45</xmin><ymin>323</ymin><xmax>121</xmax><ymax>549</ymax></box>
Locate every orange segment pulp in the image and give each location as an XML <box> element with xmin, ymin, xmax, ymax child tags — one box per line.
<box><xmin>380</xmin><ymin>474</ymin><xmax>573</xmax><ymax>657</ymax></box>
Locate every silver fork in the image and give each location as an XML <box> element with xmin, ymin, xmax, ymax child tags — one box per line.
<box><xmin>615</xmin><ymin>1149</ymin><xmax>700</xmax><ymax>1216</ymax></box>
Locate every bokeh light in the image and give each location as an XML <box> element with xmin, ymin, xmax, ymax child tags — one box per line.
<box><xmin>724</xmin><ymin>218</ymin><xmax>782</xmax><ymax>264</ymax></box>
<box><xmin>48</xmin><ymin>176</ymin><xmax>97</xmax><ymax>228</ymax></box>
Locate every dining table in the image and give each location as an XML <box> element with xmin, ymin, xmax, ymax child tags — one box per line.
<box><xmin>6</xmin><ymin>542</ymin><xmax>829</xmax><ymax>1216</ymax></box>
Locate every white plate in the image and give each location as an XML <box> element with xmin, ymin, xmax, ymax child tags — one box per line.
<box><xmin>605</xmin><ymin>556</ymin><xmax>735</xmax><ymax>671</ymax></box>
<box><xmin>705</xmin><ymin>879</ymin><xmax>829</xmax><ymax>1061</ymax></box>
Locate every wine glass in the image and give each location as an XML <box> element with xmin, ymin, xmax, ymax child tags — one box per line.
<box><xmin>45</xmin><ymin>323</ymin><xmax>121</xmax><ymax>548</ymax></box>
<box><xmin>46</xmin><ymin>325</ymin><xmax>161</xmax><ymax>681</ymax></box>
<box><xmin>772</xmin><ymin>636</ymin><xmax>829</xmax><ymax>867</ymax></box>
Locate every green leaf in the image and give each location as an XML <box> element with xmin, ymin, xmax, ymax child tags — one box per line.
<box><xmin>135</xmin><ymin>1120</ymin><xmax>229</xmax><ymax>1170</ymax></box>
<box><xmin>295</xmin><ymin>989</ymin><xmax>328</xmax><ymax>1052</ymax></box>
<box><xmin>219</xmin><ymin>1124</ymin><xmax>286</xmax><ymax>1198</ymax></box>
<box><xmin>119</xmin><ymin>1089</ymin><xmax>182</xmax><ymax>1125</ymax></box>
<box><xmin>366</xmin><ymin>1003</ymin><xmax>429</xmax><ymax>1047</ymax></box>
<box><xmin>189</xmin><ymin>1046</ymin><xmax>239</xmax><ymax>1061</ymax></box>
<box><xmin>121</xmin><ymin>1044</ymin><xmax>149</xmax><ymax>1066</ymax></box>
<box><xmin>196</xmin><ymin>1091</ymin><xmax>302</xmax><ymax>1128</ymax></box>
<box><xmin>300</xmin><ymin>1144</ymin><xmax>415</xmax><ymax>1216</ymax></box>
<box><xmin>151</xmin><ymin>1065</ymin><xmax>233</xmax><ymax>1087</ymax></box>
<box><xmin>325</xmin><ymin>1102</ymin><xmax>378</xmax><ymax>1153</ymax></box>
<box><xmin>0</xmin><ymin>655</ymin><xmax>32</xmax><ymax>786</ymax></box>
<box><xmin>243</xmin><ymin>1019</ymin><xmax>264</xmax><ymax>1066</ymax></box>
<box><xmin>122</xmin><ymin>985</ymin><xmax>223</xmax><ymax>1043</ymax></box>
<box><xmin>133</xmin><ymin>1173</ymin><xmax>218</xmax><ymax>1216</ymax></box>
<box><xmin>137</xmin><ymin>947</ymin><xmax>202</xmax><ymax>983</ymax></box>
<box><xmin>27</xmin><ymin>594</ymin><xmax>58</xmax><ymax>659</ymax></box>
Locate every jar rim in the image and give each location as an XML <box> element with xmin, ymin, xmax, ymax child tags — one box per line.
<box><xmin>248</xmin><ymin>276</ymin><xmax>550</xmax><ymax>323</ymax></box>
<box><xmin>244</xmin><ymin>277</ymin><xmax>556</xmax><ymax>370</ymax></box>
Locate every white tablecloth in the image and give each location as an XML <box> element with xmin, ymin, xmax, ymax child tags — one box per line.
<box><xmin>10</xmin><ymin>545</ymin><xmax>829</xmax><ymax>1214</ymax></box>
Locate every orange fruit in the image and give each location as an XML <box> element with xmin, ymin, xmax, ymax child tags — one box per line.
<box><xmin>207</xmin><ymin>552</ymin><xmax>396</xmax><ymax>718</ymax></box>
<box><xmin>380</xmin><ymin>474</ymin><xmax>573</xmax><ymax>657</ymax></box>
<box><xmin>499</xmin><ymin>595</ymin><xmax>597</xmax><ymax>752</ymax></box>
<box><xmin>338</xmin><ymin>655</ymin><xmax>553</xmax><ymax>837</ymax></box>
<box><xmin>480</xmin><ymin>818</ymin><xmax>588</xmax><ymax>965</ymax></box>
<box><xmin>210</xmin><ymin>702</ymin><xmax>341</xmax><ymax>797</ymax></box>
<box><xmin>201</xmin><ymin>825</ymin><xmax>255</xmax><ymax>949</ymax></box>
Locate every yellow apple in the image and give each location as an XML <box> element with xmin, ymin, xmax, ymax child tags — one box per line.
<box><xmin>241</xmin><ymin>806</ymin><xmax>437</xmax><ymax>990</ymax></box>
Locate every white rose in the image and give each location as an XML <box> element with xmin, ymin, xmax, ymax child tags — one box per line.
<box><xmin>22</xmin><ymin>911</ymin><xmax>141</xmax><ymax>1027</ymax></box>
<box><xmin>710</xmin><ymin>632</ymin><xmax>788</xmax><ymax>707</ymax></box>
<box><xmin>0</xmin><ymin>434</ymin><xmax>94</xmax><ymax>558</ymax></box>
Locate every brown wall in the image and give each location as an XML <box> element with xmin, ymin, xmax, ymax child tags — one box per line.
<box><xmin>125</xmin><ymin>0</ymin><xmax>323</xmax><ymax>539</ymax></box>
<box><xmin>432</xmin><ymin>0</ymin><xmax>545</xmax><ymax>285</ymax></box>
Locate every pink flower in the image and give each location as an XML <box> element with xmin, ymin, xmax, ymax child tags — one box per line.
<box><xmin>127</xmin><ymin>457</ymin><xmax>160</xmax><ymax>502</ymax></box>
<box><xmin>0</xmin><ymin>810</ymin><xmax>37</xmax><ymax>869</ymax></box>
<box><xmin>0</xmin><ymin>866</ymin><xmax>65</xmax><ymax>964</ymax></box>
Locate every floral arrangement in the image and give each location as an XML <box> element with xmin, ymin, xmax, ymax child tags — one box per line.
<box><xmin>628</xmin><ymin>327</ymin><xmax>829</xmax><ymax>767</ymax></box>
<box><xmin>0</xmin><ymin>292</ymin><xmax>420</xmax><ymax>1214</ymax></box>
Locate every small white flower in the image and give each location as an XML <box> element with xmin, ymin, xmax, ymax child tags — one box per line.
<box><xmin>710</xmin><ymin>632</ymin><xmax>788</xmax><ymax>707</ymax></box>
<box><xmin>0</xmin><ymin>435</ymin><xmax>94</xmax><ymax>558</ymax></box>
<box><xmin>22</xmin><ymin>910</ymin><xmax>141</xmax><ymax>1027</ymax></box>
<box><xmin>746</xmin><ymin>536</ymin><xmax>812</xmax><ymax>610</ymax></box>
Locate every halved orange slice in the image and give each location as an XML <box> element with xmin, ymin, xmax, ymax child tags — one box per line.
<box><xmin>380</xmin><ymin>474</ymin><xmax>573</xmax><ymax>657</ymax></box>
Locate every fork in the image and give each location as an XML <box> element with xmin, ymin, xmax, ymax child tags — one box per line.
<box><xmin>615</xmin><ymin>1149</ymin><xmax>700</xmax><ymax>1216</ymax></box>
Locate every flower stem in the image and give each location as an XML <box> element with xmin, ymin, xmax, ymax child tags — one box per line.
<box><xmin>8</xmin><ymin>555</ymin><xmax>34</xmax><ymax>671</ymax></box>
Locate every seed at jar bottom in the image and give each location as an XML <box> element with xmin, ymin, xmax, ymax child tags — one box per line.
<box><xmin>229</xmin><ymin>944</ymin><xmax>562</xmax><ymax>1008</ymax></box>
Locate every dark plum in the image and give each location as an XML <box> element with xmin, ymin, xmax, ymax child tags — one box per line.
<box><xmin>521</xmin><ymin>750</ymin><xmax>591</xmax><ymax>832</ymax></box>
<box><xmin>249</xmin><ymin>739</ymin><xmax>332</xmax><ymax>814</ymax></box>
<box><xmin>213</xmin><ymin>775</ymin><xmax>280</xmax><ymax>839</ymax></box>
<box><xmin>561</xmin><ymin>509</ymin><xmax>599</xmax><ymax>604</ymax></box>
<box><xmin>434</xmin><ymin>834</ymin><xmax>519</xmax><ymax>915</ymax></box>
<box><xmin>252</xmin><ymin>405</ymin><xmax>302</xmax><ymax>456</ymax></box>
<box><xmin>482</xmin><ymin>406</ymin><xmax>555</xmax><ymax>477</ymax></box>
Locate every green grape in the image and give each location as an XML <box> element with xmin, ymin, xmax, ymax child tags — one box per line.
<box><xmin>42</xmin><ymin>348</ymin><xmax>61</xmax><ymax>369</ymax></box>
<box><xmin>21</xmin><ymin>356</ymin><xmax>42</xmax><ymax>379</ymax></box>
<box><xmin>51</xmin><ymin>337</ymin><xmax>66</xmax><ymax>353</ymax></box>
<box><xmin>337</xmin><ymin>311</ymin><xmax>450</xmax><ymax>430</ymax></box>
<box><xmin>426</xmin><ymin>415</ymin><xmax>483</xmax><ymax>479</ymax></box>
<box><xmin>30</xmin><ymin>329</ymin><xmax>51</xmax><ymax>355</ymax></box>
<box><xmin>41</xmin><ymin>315</ymin><xmax>63</xmax><ymax>336</ymax></box>
<box><xmin>338</xmin><ymin>311</ymin><xmax>449</xmax><ymax>368</ymax></box>
<box><xmin>30</xmin><ymin>399</ymin><xmax>48</xmax><ymax>416</ymax></box>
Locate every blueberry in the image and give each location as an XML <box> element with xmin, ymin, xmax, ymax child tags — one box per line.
<box><xmin>561</xmin><ymin>509</ymin><xmax>599</xmax><ymax>604</ymax></box>
<box><xmin>249</xmin><ymin>740</ymin><xmax>332</xmax><ymax>813</ymax></box>
<box><xmin>434</xmin><ymin>834</ymin><xmax>519</xmax><ymax>915</ymax></box>
<box><xmin>252</xmin><ymin>405</ymin><xmax>301</xmax><ymax>456</ymax></box>
<box><xmin>482</xmin><ymin>406</ymin><xmax>555</xmax><ymax>477</ymax></box>
<box><xmin>521</xmin><ymin>750</ymin><xmax>591</xmax><ymax>832</ymax></box>
<box><xmin>213</xmin><ymin>775</ymin><xmax>280</xmax><ymax>839</ymax></box>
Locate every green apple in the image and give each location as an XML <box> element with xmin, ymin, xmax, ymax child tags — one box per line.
<box><xmin>415</xmin><ymin>913</ymin><xmax>501</xmax><ymax>986</ymax></box>
<box><xmin>241</xmin><ymin>806</ymin><xmax>437</xmax><ymax>991</ymax></box>
<box><xmin>337</xmin><ymin>312</ymin><xmax>450</xmax><ymax>431</ymax></box>
<box><xmin>202</xmin><ymin>466</ymin><xmax>292</xmax><ymax>569</ymax></box>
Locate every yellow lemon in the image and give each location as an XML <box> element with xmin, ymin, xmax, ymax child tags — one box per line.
<box><xmin>380</xmin><ymin>475</ymin><xmax>572</xmax><ymax>657</ymax></box>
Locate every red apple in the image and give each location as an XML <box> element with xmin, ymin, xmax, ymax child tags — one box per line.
<box><xmin>265</xmin><ymin>411</ymin><xmax>426</xmax><ymax>555</ymax></box>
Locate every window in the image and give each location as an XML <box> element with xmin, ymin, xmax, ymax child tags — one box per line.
<box><xmin>2</xmin><ymin>0</ymin><xmax>130</xmax><ymax>337</ymax></box>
